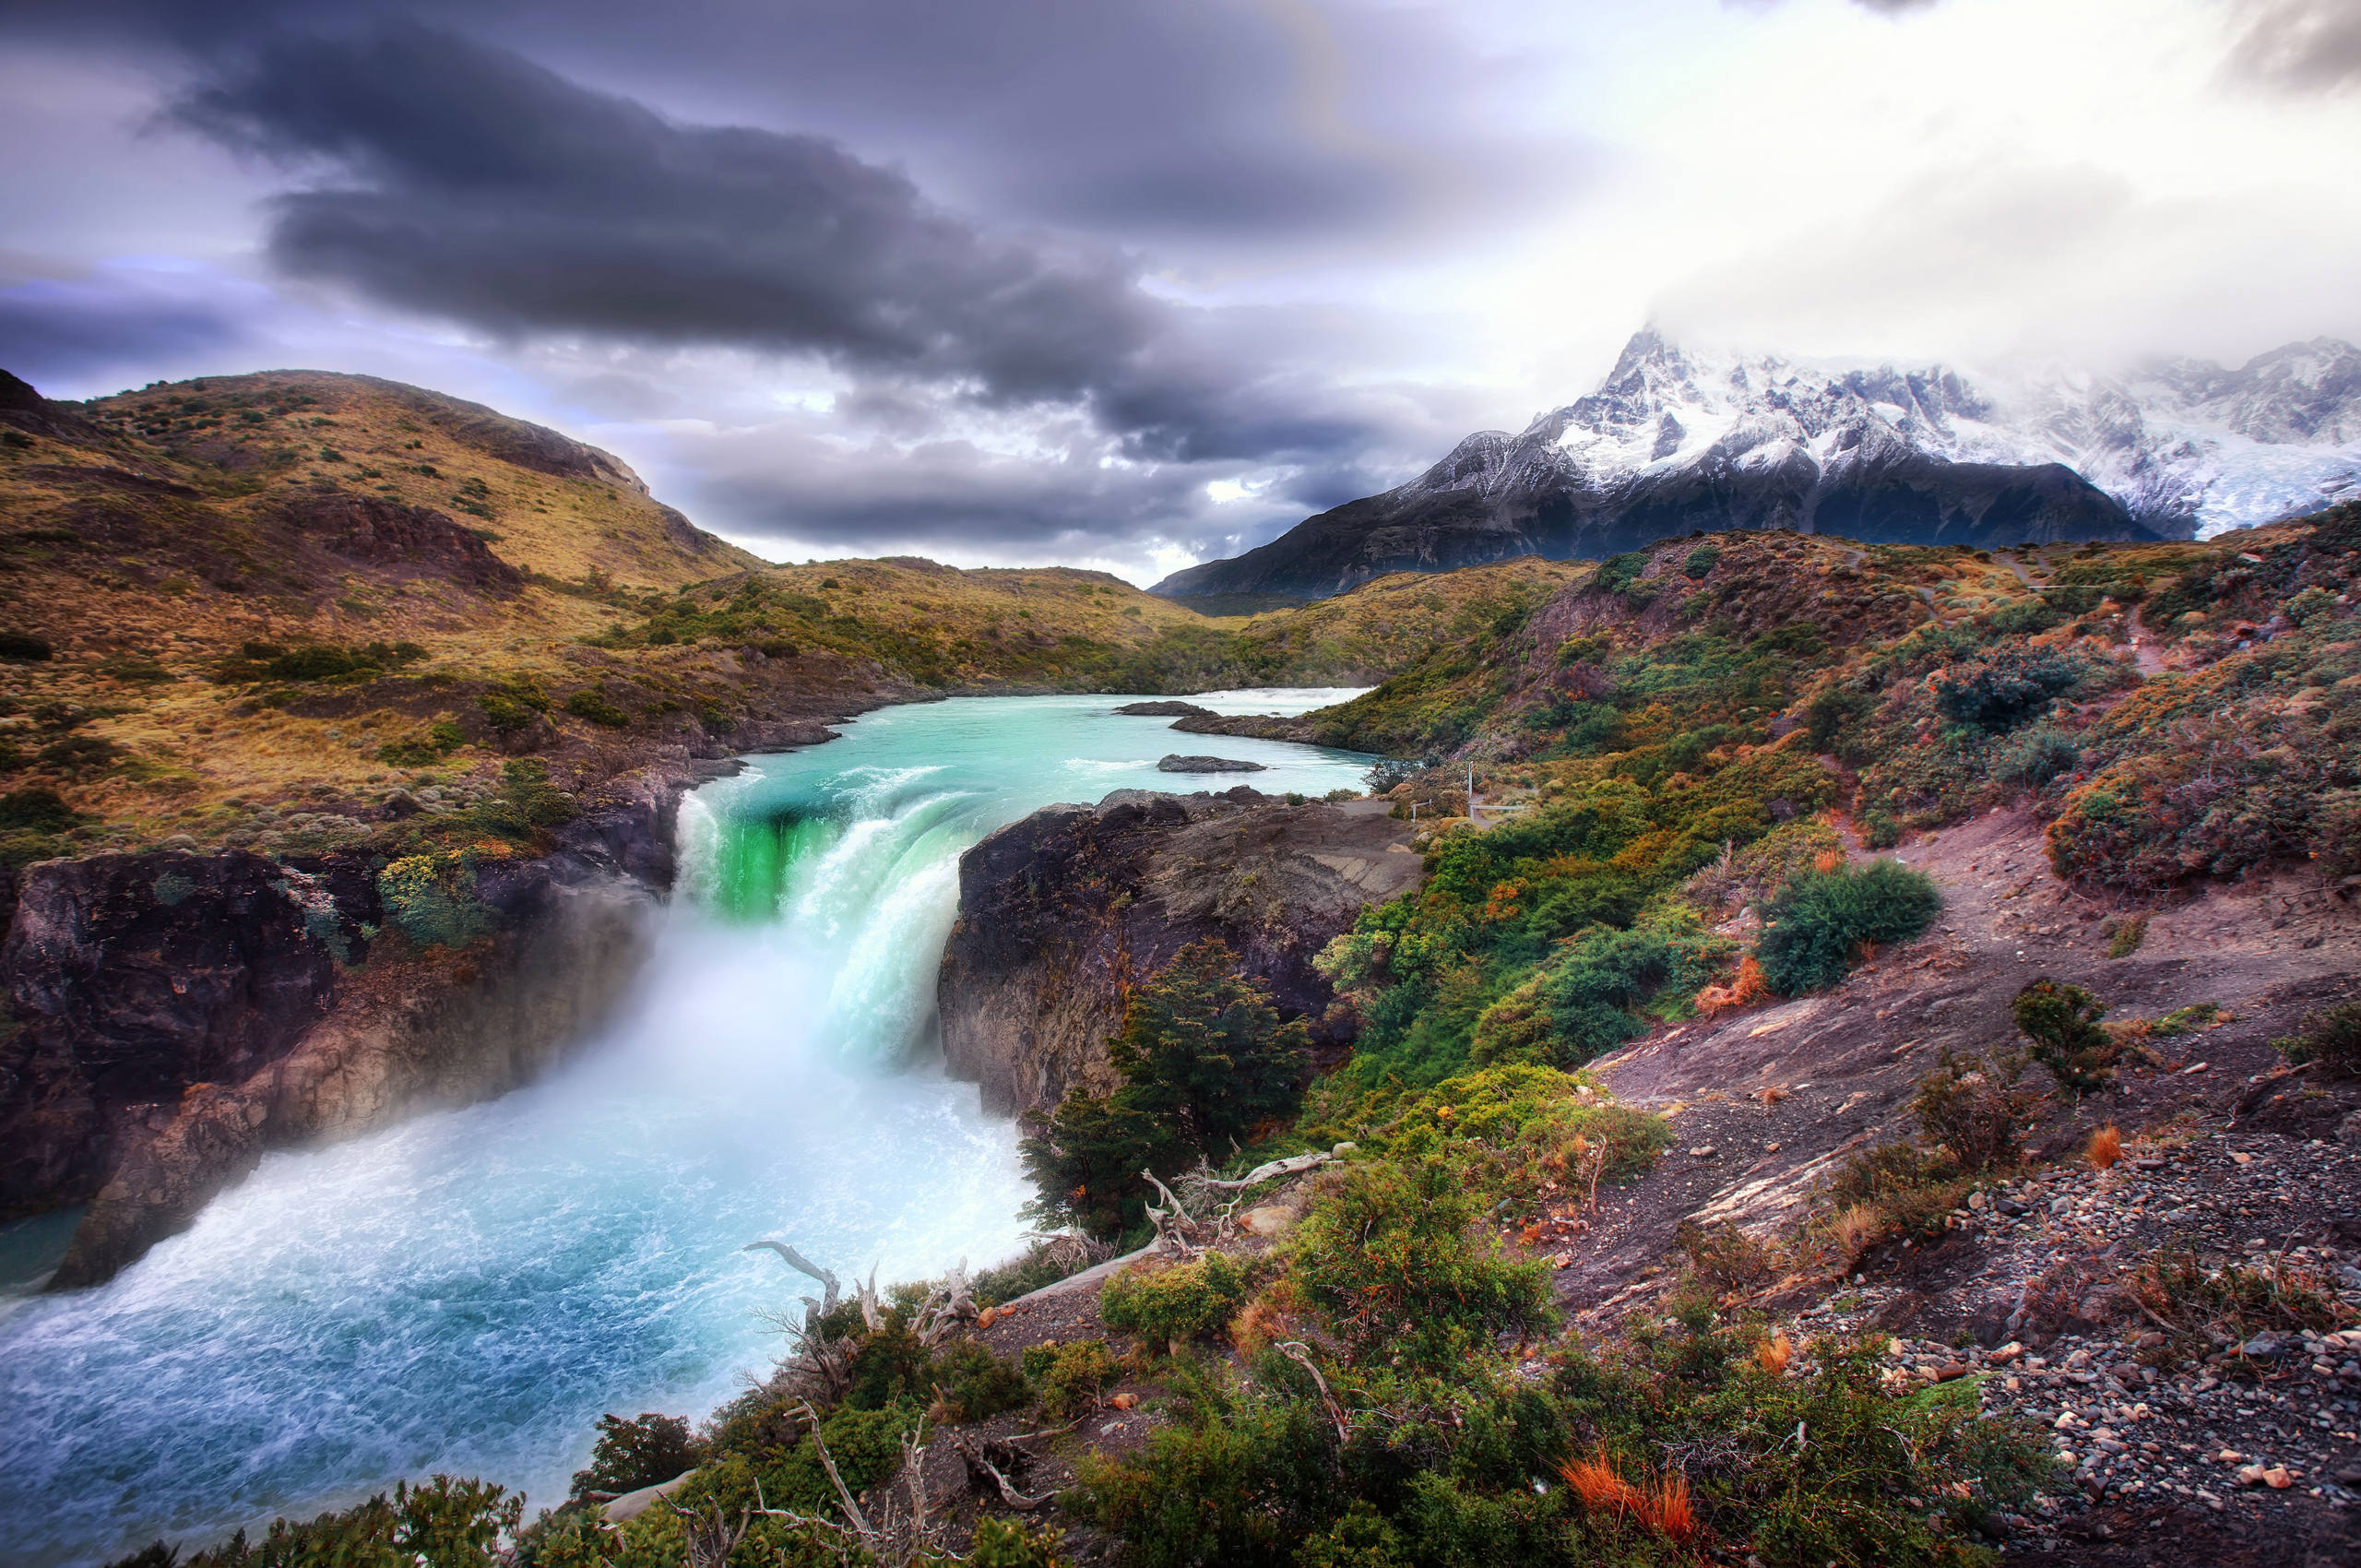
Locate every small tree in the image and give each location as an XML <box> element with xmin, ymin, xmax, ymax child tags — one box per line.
<box><xmin>2014</xmin><ymin>978</ymin><xmax>2117</xmax><ymax>1091</ymax></box>
<box><xmin>1020</xmin><ymin>941</ymin><xmax>1308</xmax><ymax>1240</ymax></box>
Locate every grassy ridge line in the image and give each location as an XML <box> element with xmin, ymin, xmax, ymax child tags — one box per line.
<box><xmin>0</xmin><ymin>363</ymin><xmax>1572</xmax><ymax>860</ymax></box>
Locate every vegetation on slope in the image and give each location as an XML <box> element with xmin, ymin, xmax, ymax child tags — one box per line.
<box><xmin>0</xmin><ymin>364</ymin><xmax>1575</xmax><ymax>864</ymax></box>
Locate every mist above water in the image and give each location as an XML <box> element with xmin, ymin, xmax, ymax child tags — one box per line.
<box><xmin>0</xmin><ymin>691</ymin><xmax>1373</xmax><ymax>1568</ymax></box>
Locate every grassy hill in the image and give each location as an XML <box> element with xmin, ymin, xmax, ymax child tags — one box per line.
<box><xmin>0</xmin><ymin>365</ymin><xmax>1572</xmax><ymax>862</ymax></box>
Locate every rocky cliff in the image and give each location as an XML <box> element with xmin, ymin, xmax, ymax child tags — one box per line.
<box><xmin>0</xmin><ymin>759</ymin><xmax>742</xmax><ymax>1289</ymax></box>
<box><xmin>937</xmin><ymin>790</ymin><xmax>1425</xmax><ymax>1119</ymax></box>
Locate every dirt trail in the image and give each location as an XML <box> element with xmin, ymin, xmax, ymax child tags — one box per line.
<box><xmin>1558</xmin><ymin>809</ymin><xmax>2361</xmax><ymax>1318</ymax></box>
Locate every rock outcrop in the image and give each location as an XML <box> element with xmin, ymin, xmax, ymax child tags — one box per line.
<box><xmin>1</xmin><ymin>760</ymin><xmax>727</xmax><ymax>1289</ymax></box>
<box><xmin>1156</xmin><ymin>754</ymin><xmax>1264</xmax><ymax>773</ymax></box>
<box><xmin>937</xmin><ymin>790</ymin><xmax>1424</xmax><ymax>1118</ymax></box>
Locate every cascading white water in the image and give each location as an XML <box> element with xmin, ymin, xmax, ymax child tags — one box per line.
<box><xmin>0</xmin><ymin>690</ymin><xmax>1374</xmax><ymax>1567</ymax></box>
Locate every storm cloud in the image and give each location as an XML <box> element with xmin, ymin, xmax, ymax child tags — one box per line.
<box><xmin>176</xmin><ymin>28</ymin><xmax>1163</xmax><ymax>408</ymax></box>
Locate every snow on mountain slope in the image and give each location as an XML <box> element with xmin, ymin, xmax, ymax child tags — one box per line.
<box><xmin>1153</xmin><ymin>330</ymin><xmax>2361</xmax><ymax>600</ymax></box>
<box><xmin>1457</xmin><ymin>329</ymin><xmax>2361</xmax><ymax>540</ymax></box>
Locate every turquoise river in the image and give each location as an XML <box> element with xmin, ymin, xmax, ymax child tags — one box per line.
<box><xmin>0</xmin><ymin>690</ymin><xmax>1375</xmax><ymax>1567</ymax></box>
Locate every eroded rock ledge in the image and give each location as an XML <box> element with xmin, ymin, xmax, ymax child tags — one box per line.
<box><xmin>0</xmin><ymin>758</ymin><xmax>742</xmax><ymax>1289</ymax></box>
<box><xmin>937</xmin><ymin>789</ymin><xmax>1424</xmax><ymax>1120</ymax></box>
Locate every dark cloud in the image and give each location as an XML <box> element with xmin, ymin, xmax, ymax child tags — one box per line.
<box><xmin>176</xmin><ymin>27</ymin><xmax>1161</xmax><ymax>409</ymax></box>
<box><xmin>166</xmin><ymin>25</ymin><xmax>1441</xmax><ymax>501</ymax></box>
<box><xmin>2225</xmin><ymin>0</ymin><xmax>2361</xmax><ymax>93</ymax></box>
<box><xmin>10</xmin><ymin>0</ymin><xmax>1509</xmax><ymax>245</ymax></box>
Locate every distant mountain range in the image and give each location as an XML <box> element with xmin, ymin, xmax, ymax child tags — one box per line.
<box><xmin>1152</xmin><ymin>330</ymin><xmax>2361</xmax><ymax>600</ymax></box>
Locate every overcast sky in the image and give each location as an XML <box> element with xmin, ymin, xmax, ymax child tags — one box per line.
<box><xmin>3</xmin><ymin>0</ymin><xmax>2357</xmax><ymax>582</ymax></box>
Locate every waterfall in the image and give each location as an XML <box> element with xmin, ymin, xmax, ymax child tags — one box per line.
<box><xmin>0</xmin><ymin>690</ymin><xmax>1374</xmax><ymax>1567</ymax></box>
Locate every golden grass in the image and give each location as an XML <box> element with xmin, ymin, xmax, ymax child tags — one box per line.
<box><xmin>1558</xmin><ymin>1447</ymin><xmax>1703</xmax><ymax>1547</ymax></box>
<box><xmin>1754</xmin><ymin>1331</ymin><xmax>1793</xmax><ymax>1375</ymax></box>
<box><xmin>2087</xmin><ymin>1125</ymin><xmax>2123</xmax><ymax>1170</ymax></box>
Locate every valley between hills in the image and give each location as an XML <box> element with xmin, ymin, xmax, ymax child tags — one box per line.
<box><xmin>4</xmin><ymin>363</ymin><xmax>2359</xmax><ymax>1568</ymax></box>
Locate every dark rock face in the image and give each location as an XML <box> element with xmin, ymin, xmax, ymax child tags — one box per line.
<box><xmin>278</xmin><ymin>492</ymin><xmax>525</xmax><ymax>596</ymax></box>
<box><xmin>937</xmin><ymin>791</ymin><xmax>1424</xmax><ymax>1118</ymax></box>
<box><xmin>0</xmin><ymin>765</ymin><xmax>700</xmax><ymax>1289</ymax></box>
<box><xmin>1157</xmin><ymin>754</ymin><xmax>1265</xmax><ymax>773</ymax></box>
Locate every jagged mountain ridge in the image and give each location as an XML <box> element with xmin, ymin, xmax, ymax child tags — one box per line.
<box><xmin>1153</xmin><ymin>330</ymin><xmax>2361</xmax><ymax>600</ymax></box>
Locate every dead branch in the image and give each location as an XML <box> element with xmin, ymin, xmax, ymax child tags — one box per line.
<box><xmin>664</xmin><ymin>1499</ymin><xmax>753</xmax><ymax>1568</ymax></box>
<box><xmin>1274</xmin><ymin>1341</ymin><xmax>1351</xmax><ymax>1444</ymax></box>
<box><xmin>1192</xmin><ymin>1149</ymin><xmax>1334</xmax><ymax>1192</ymax></box>
<box><xmin>957</xmin><ymin>1435</ymin><xmax>1050</xmax><ymax>1511</ymax></box>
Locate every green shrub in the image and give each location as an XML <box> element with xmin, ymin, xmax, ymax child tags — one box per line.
<box><xmin>377</xmin><ymin>719</ymin><xmax>464</xmax><ymax>766</ymax></box>
<box><xmin>1681</xmin><ymin>543</ymin><xmax>1722</xmax><ymax>580</ymax></box>
<box><xmin>2273</xmin><ymin>1002</ymin><xmax>2361</xmax><ymax>1078</ymax></box>
<box><xmin>1080</xmin><ymin>1366</ymin><xmax>1337</xmax><ymax>1568</ymax></box>
<box><xmin>1857</xmin><ymin>808</ymin><xmax>1901</xmax><ymax>849</ymax></box>
<box><xmin>1289</xmin><ymin>1157</ymin><xmax>1548</xmax><ymax>1371</ymax></box>
<box><xmin>1101</xmin><ymin>1252</ymin><xmax>1255</xmax><ymax>1347</ymax></box>
<box><xmin>0</xmin><ymin>786</ymin><xmax>76</xmax><ymax>831</ymax></box>
<box><xmin>931</xmin><ymin>1338</ymin><xmax>1033</xmax><ymax>1423</ymax></box>
<box><xmin>565</xmin><ymin>688</ymin><xmax>631</xmax><ymax>727</ymax></box>
<box><xmin>2013</xmin><ymin>977</ymin><xmax>2117</xmax><ymax>1091</ymax></box>
<box><xmin>1024</xmin><ymin>1337</ymin><xmax>1121</xmax><ymax>1419</ymax></box>
<box><xmin>567</xmin><ymin>1412</ymin><xmax>704</xmax><ymax>1502</ymax></box>
<box><xmin>1910</xmin><ymin>1048</ymin><xmax>2036</xmax><ymax>1170</ymax></box>
<box><xmin>969</xmin><ymin>1518</ymin><xmax>1070</xmax><ymax>1568</ymax></box>
<box><xmin>1023</xmin><ymin>941</ymin><xmax>1307</xmax><ymax>1238</ymax></box>
<box><xmin>1990</xmin><ymin>721</ymin><xmax>2080</xmax><ymax>787</ymax></box>
<box><xmin>1928</xmin><ymin>646</ymin><xmax>2086</xmax><ymax>731</ymax></box>
<box><xmin>1594</xmin><ymin>552</ymin><xmax>1649</xmax><ymax>596</ymax></box>
<box><xmin>1755</xmin><ymin>860</ymin><xmax>1941</xmax><ymax>994</ymax></box>
<box><xmin>378</xmin><ymin>849</ymin><xmax>500</xmax><ymax>947</ymax></box>
<box><xmin>479</xmin><ymin>677</ymin><xmax>550</xmax><ymax>732</ymax></box>
<box><xmin>106</xmin><ymin>1477</ymin><xmax>522</xmax><ymax>1568</ymax></box>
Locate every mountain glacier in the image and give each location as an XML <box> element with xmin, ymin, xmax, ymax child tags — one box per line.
<box><xmin>1153</xmin><ymin>330</ymin><xmax>2361</xmax><ymax>600</ymax></box>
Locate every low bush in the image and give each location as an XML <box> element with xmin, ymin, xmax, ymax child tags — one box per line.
<box><xmin>1101</xmin><ymin>1251</ymin><xmax>1256</xmax><ymax>1347</ymax></box>
<box><xmin>2014</xmin><ymin>977</ymin><xmax>2118</xmax><ymax>1091</ymax></box>
<box><xmin>565</xmin><ymin>688</ymin><xmax>631</xmax><ymax>727</ymax></box>
<box><xmin>1676</xmin><ymin>1218</ymin><xmax>1774</xmax><ymax>1296</ymax></box>
<box><xmin>567</xmin><ymin>1412</ymin><xmax>704</xmax><ymax>1502</ymax></box>
<box><xmin>1910</xmin><ymin>1048</ymin><xmax>2037</xmax><ymax>1170</ymax></box>
<box><xmin>1024</xmin><ymin>1337</ymin><xmax>1122</xmax><ymax>1419</ymax></box>
<box><xmin>1288</xmin><ymin>1156</ymin><xmax>1549</xmax><ymax>1371</ymax></box>
<box><xmin>0</xmin><ymin>785</ymin><xmax>76</xmax><ymax>831</ymax></box>
<box><xmin>377</xmin><ymin>719</ymin><xmax>464</xmax><ymax>766</ymax></box>
<box><xmin>105</xmin><ymin>1478</ymin><xmax>521</xmax><ymax>1568</ymax></box>
<box><xmin>928</xmin><ymin>1338</ymin><xmax>1033</xmax><ymax>1423</ymax></box>
<box><xmin>2274</xmin><ymin>1002</ymin><xmax>2361</xmax><ymax>1078</ymax></box>
<box><xmin>1754</xmin><ymin>860</ymin><xmax>1941</xmax><ymax>994</ymax></box>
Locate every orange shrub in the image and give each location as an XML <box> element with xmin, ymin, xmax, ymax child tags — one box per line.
<box><xmin>1755</xmin><ymin>1331</ymin><xmax>1792</xmax><ymax>1375</ymax></box>
<box><xmin>2087</xmin><ymin>1125</ymin><xmax>2123</xmax><ymax>1170</ymax></box>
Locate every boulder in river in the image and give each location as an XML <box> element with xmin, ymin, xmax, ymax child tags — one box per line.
<box><xmin>1157</xmin><ymin>754</ymin><xmax>1265</xmax><ymax>773</ymax></box>
<box><xmin>1112</xmin><ymin>700</ymin><xmax>1216</xmax><ymax>718</ymax></box>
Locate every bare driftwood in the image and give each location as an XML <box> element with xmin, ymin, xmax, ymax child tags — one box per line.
<box><xmin>956</xmin><ymin>1435</ymin><xmax>1050</xmax><ymax>1511</ymax></box>
<box><xmin>1275</xmin><ymin>1340</ymin><xmax>1351</xmax><ymax>1443</ymax></box>
<box><xmin>1192</xmin><ymin>1149</ymin><xmax>1335</xmax><ymax>1192</ymax></box>
<box><xmin>665</xmin><ymin>1498</ymin><xmax>753</xmax><ymax>1568</ymax></box>
<box><xmin>758</xmin><ymin>1407</ymin><xmax>943</xmax><ymax>1565</ymax></box>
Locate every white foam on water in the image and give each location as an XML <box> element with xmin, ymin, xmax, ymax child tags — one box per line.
<box><xmin>0</xmin><ymin>692</ymin><xmax>1377</xmax><ymax>1566</ymax></box>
